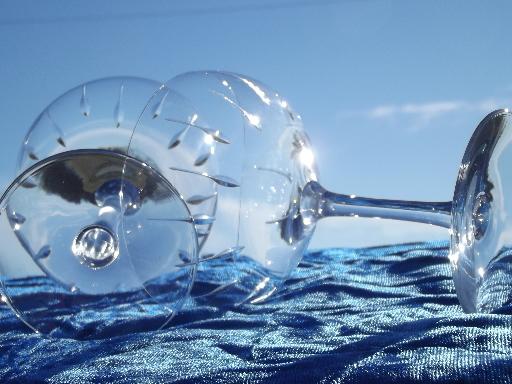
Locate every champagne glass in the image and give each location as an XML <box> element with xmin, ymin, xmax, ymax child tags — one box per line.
<box><xmin>0</xmin><ymin>77</ymin><xmax>198</xmax><ymax>338</ymax></box>
<box><xmin>134</xmin><ymin>70</ymin><xmax>512</xmax><ymax>314</ymax></box>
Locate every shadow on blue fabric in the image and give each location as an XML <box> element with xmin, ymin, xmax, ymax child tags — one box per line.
<box><xmin>2</xmin><ymin>241</ymin><xmax>512</xmax><ymax>383</ymax></box>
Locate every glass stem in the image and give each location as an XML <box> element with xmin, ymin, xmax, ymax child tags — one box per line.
<box><xmin>305</xmin><ymin>181</ymin><xmax>452</xmax><ymax>229</ymax></box>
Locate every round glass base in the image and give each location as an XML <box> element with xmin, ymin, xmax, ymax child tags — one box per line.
<box><xmin>0</xmin><ymin>150</ymin><xmax>197</xmax><ymax>337</ymax></box>
<box><xmin>451</xmin><ymin>109</ymin><xmax>512</xmax><ymax>313</ymax></box>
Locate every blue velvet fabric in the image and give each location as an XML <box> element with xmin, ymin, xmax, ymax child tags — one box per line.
<box><xmin>2</xmin><ymin>241</ymin><xmax>512</xmax><ymax>383</ymax></box>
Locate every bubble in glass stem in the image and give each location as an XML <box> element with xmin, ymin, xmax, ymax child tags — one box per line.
<box><xmin>72</xmin><ymin>225</ymin><xmax>119</xmax><ymax>269</ymax></box>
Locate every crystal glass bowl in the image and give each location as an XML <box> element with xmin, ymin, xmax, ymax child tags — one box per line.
<box><xmin>134</xmin><ymin>71</ymin><xmax>318</xmax><ymax>303</ymax></box>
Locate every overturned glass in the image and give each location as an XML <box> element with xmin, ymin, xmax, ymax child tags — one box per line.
<box><xmin>136</xmin><ymin>71</ymin><xmax>512</xmax><ymax>314</ymax></box>
<box><xmin>0</xmin><ymin>77</ymin><xmax>198</xmax><ymax>338</ymax></box>
<box><xmin>2</xmin><ymin>71</ymin><xmax>511</xmax><ymax>340</ymax></box>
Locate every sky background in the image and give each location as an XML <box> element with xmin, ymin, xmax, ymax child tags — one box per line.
<box><xmin>1</xmin><ymin>0</ymin><xmax>510</xmax><ymax>248</ymax></box>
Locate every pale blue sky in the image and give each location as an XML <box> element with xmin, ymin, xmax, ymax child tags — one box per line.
<box><xmin>1</xmin><ymin>0</ymin><xmax>510</xmax><ymax>247</ymax></box>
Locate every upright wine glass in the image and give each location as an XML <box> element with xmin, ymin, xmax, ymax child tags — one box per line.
<box><xmin>134</xmin><ymin>70</ymin><xmax>512</xmax><ymax>314</ymax></box>
<box><xmin>0</xmin><ymin>77</ymin><xmax>199</xmax><ymax>338</ymax></box>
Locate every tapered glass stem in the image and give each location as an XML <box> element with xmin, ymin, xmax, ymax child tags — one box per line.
<box><xmin>304</xmin><ymin>181</ymin><xmax>452</xmax><ymax>229</ymax></box>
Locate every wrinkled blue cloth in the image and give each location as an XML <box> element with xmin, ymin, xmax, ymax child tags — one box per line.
<box><xmin>2</xmin><ymin>241</ymin><xmax>512</xmax><ymax>383</ymax></box>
